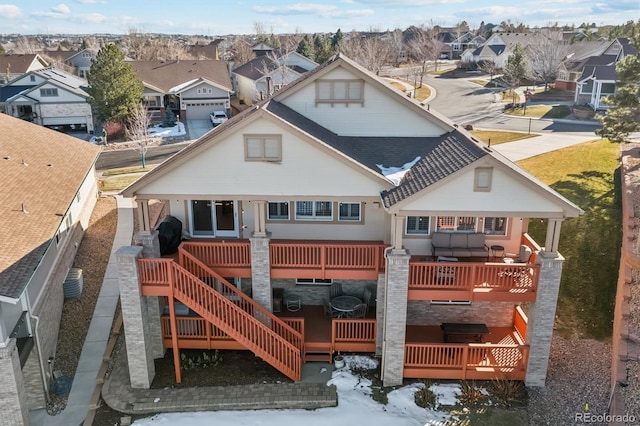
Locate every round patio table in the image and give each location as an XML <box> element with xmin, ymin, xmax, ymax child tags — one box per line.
<box><xmin>330</xmin><ymin>295</ymin><xmax>362</xmax><ymax>318</ymax></box>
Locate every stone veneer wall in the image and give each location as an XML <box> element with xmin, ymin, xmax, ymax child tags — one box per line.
<box><xmin>269</xmin><ymin>279</ymin><xmax>377</xmax><ymax>306</ymax></box>
<box><xmin>407</xmin><ymin>301</ymin><xmax>517</xmax><ymax>327</ymax></box>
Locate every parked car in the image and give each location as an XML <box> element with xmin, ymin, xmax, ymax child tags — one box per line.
<box><xmin>89</xmin><ymin>136</ymin><xmax>105</xmax><ymax>145</ymax></box>
<box><xmin>210</xmin><ymin>111</ymin><xmax>228</xmax><ymax>126</ymax></box>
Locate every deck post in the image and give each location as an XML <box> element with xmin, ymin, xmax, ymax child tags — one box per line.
<box><xmin>381</xmin><ymin>250</ymin><xmax>410</xmax><ymax>387</ymax></box>
<box><xmin>116</xmin><ymin>246</ymin><xmax>156</xmax><ymax>388</ymax></box>
<box><xmin>525</xmin><ymin>251</ymin><xmax>564</xmax><ymax>387</ymax></box>
<box><xmin>250</xmin><ymin>232</ymin><xmax>273</xmax><ymax>317</ymax></box>
<box><xmin>133</xmin><ymin>230</ymin><xmax>164</xmax><ymax>359</ymax></box>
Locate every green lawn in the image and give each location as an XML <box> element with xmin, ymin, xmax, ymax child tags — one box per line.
<box><xmin>518</xmin><ymin>139</ymin><xmax>621</xmax><ymax>339</ymax></box>
<box><xmin>99</xmin><ymin>174</ymin><xmax>145</xmax><ymax>192</ymax></box>
<box><xmin>470</xmin><ymin>130</ymin><xmax>537</xmax><ymax>145</ymax></box>
<box><xmin>101</xmin><ymin>165</ymin><xmax>153</xmax><ymax>176</ymax></box>
<box><xmin>506</xmin><ymin>104</ymin><xmax>571</xmax><ymax>119</ymax></box>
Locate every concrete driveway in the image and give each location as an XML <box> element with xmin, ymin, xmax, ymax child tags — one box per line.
<box><xmin>186</xmin><ymin>119</ymin><xmax>213</xmax><ymax>140</ymax></box>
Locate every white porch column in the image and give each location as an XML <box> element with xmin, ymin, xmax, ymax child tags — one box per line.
<box><xmin>136</xmin><ymin>198</ymin><xmax>152</xmax><ymax>233</ymax></box>
<box><xmin>391</xmin><ymin>215</ymin><xmax>405</xmax><ymax>253</ymax></box>
<box><xmin>253</xmin><ymin>201</ymin><xmax>268</xmax><ymax>237</ymax></box>
<box><xmin>543</xmin><ymin>218</ymin><xmax>563</xmax><ymax>255</ymax></box>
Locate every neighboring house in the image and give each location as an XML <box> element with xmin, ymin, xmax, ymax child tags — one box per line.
<box><xmin>0</xmin><ymin>67</ymin><xmax>94</xmax><ymax>133</ymax></box>
<box><xmin>188</xmin><ymin>40</ymin><xmax>223</xmax><ymax>60</ymax></box>
<box><xmin>574</xmin><ymin>38</ymin><xmax>638</xmax><ymax>111</ymax></box>
<box><xmin>0</xmin><ymin>114</ymin><xmax>100</xmax><ymax>425</ymax></box>
<box><xmin>554</xmin><ymin>40</ymin><xmax>611</xmax><ymax>91</ymax></box>
<box><xmin>232</xmin><ymin>51</ymin><xmax>318</xmax><ymax>104</ymax></box>
<box><xmin>129</xmin><ymin>59</ymin><xmax>233</xmax><ymax>122</ymax></box>
<box><xmin>464</xmin><ymin>32</ymin><xmax>537</xmax><ymax>68</ymax></box>
<box><xmin>64</xmin><ymin>48</ymin><xmax>98</xmax><ymax>78</ymax></box>
<box><xmin>0</xmin><ymin>54</ymin><xmax>49</xmax><ymax>84</ymax></box>
<box><xmin>117</xmin><ymin>54</ymin><xmax>582</xmax><ymax>393</ymax></box>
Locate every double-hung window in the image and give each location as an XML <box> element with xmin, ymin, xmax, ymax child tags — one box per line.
<box><xmin>406</xmin><ymin>216</ymin><xmax>430</xmax><ymax>235</ymax></box>
<box><xmin>295</xmin><ymin>201</ymin><xmax>332</xmax><ymax>221</ymax></box>
<box><xmin>483</xmin><ymin>217</ymin><xmax>507</xmax><ymax>235</ymax></box>
<box><xmin>268</xmin><ymin>202</ymin><xmax>289</xmax><ymax>220</ymax></box>
<box><xmin>40</xmin><ymin>88</ymin><xmax>58</xmax><ymax>97</ymax></box>
<box><xmin>338</xmin><ymin>202</ymin><xmax>360</xmax><ymax>221</ymax></box>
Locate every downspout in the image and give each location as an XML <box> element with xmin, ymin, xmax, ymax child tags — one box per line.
<box><xmin>26</xmin><ymin>297</ymin><xmax>50</xmax><ymax>404</ymax></box>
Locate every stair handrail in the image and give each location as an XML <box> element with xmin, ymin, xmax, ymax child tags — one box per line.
<box><xmin>169</xmin><ymin>261</ymin><xmax>301</xmax><ymax>381</ymax></box>
<box><xmin>179</xmin><ymin>247</ymin><xmax>303</xmax><ymax>350</ymax></box>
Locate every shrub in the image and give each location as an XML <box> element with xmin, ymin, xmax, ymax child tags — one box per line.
<box><xmin>414</xmin><ymin>380</ymin><xmax>437</xmax><ymax>408</ymax></box>
<box><xmin>458</xmin><ymin>380</ymin><xmax>486</xmax><ymax>407</ymax></box>
<box><xmin>489</xmin><ymin>377</ymin><xmax>527</xmax><ymax>406</ymax></box>
<box><xmin>161</xmin><ymin>109</ymin><xmax>177</xmax><ymax>127</ymax></box>
<box><xmin>180</xmin><ymin>350</ymin><xmax>222</xmax><ymax>370</ymax></box>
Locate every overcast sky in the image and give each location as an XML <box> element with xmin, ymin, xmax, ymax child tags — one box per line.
<box><xmin>0</xmin><ymin>0</ymin><xmax>636</xmax><ymax>36</ymax></box>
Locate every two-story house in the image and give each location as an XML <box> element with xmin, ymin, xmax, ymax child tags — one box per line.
<box><xmin>0</xmin><ymin>53</ymin><xmax>49</xmax><ymax>85</ymax></box>
<box><xmin>0</xmin><ymin>114</ymin><xmax>100</xmax><ymax>425</ymax></box>
<box><xmin>116</xmin><ymin>54</ymin><xmax>582</xmax><ymax>392</ymax></box>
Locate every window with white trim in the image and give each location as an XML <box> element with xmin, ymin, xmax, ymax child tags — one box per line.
<box><xmin>474</xmin><ymin>167</ymin><xmax>493</xmax><ymax>192</ymax></box>
<box><xmin>406</xmin><ymin>216</ymin><xmax>430</xmax><ymax>235</ymax></box>
<box><xmin>436</xmin><ymin>216</ymin><xmax>477</xmax><ymax>232</ymax></box>
<box><xmin>295</xmin><ymin>201</ymin><xmax>332</xmax><ymax>221</ymax></box>
<box><xmin>338</xmin><ymin>202</ymin><xmax>360</xmax><ymax>221</ymax></box>
<box><xmin>483</xmin><ymin>217</ymin><xmax>507</xmax><ymax>235</ymax></box>
<box><xmin>268</xmin><ymin>202</ymin><xmax>289</xmax><ymax>220</ymax></box>
<box><xmin>244</xmin><ymin>135</ymin><xmax>282</xmax><ymax>162</ymax></box>
<box><xmin>316</xmin><ymin>79</ymin><xmax>364</xmax><ymax>105</ymax></box>
<box><xmin>40</xmin><ymin>88</ymin><xmax>58</xmax><ymax>97</ymax></box>
<box><xmin>296</xmin><ymin>278</ymin><xmax>333</xmax><ymax>285</ymax></box>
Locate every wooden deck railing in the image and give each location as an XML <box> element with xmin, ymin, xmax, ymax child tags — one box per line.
<box><xmin>178</xmin><ymin>248</ymin><xmax>303</xmax><ymax>350</ymax></box>
<box><xmin>404</xmin><ymin>343</ymin><xmax>529</xmax><ymax>380</ymax></box>
<box><xmin>180</xmin><ymin>240</ymin><xmax>252</xmax><ymax>278</ymax></box>
<box><xmin>521</xmin><ymin>233</ymin><xmax>541</xmax><ymax>264</ymax></box>
<box><xmin>514</xmin><ymin>306</ymin><xmax>528</xmax><ymax>342</ymax></box>
<box><xmin>408</xmin><ymin>261</ymin><xmax>539</xmax><ymax>302</ymax></box>
<box><xmin>332</xmin><ymin>319</ymin><xmax>377</xmax><ymax>353</ymax></box>
<box><xmin>138</xmin><ymin>258</ymin><xmax>301</xmax><ymax>381</ymax></box>
<box><xmin>270</xmin><ymin>242</ymin><xmax>387</xmax><ymax>280</ymax></box>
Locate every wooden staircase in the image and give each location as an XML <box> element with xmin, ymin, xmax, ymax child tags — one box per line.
<box><xmin>138</xmin><ymin>258</ymin><xmax>302</xmax><ymax>381</ymax></box>
<box><xmin>304</xmin><ymin>342</ymin><xmax>333</xmax><ymax>363</ymax></box>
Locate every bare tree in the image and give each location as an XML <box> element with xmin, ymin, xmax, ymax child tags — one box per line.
<box><xmin>389</xmin><ymin>29</ymin><xmax>405</xmax><ymax>67</ymax></box>
<box><xmin>124</xmin><ymin>103</ymin><xmax>152</xmax><ymax>168</ymax></box>
<box><xmin>526</xmin><ymin>31</ymin><xmax>568</xmax><ymax>91</ymax></box>
<box><xmin>408</xmin><ymin>25</ymin><xmax>445</xmax><ymax>87</ymax></box>
<box><xmin>478</xmin><ymin>59</ymin><xmax>497</xmax><ymax>84</ymax></box>
<box><xmin>123</xmin><ymin>29</ymin><xmax>192</xmax><ymax>61</ymax></box>
<box><xmin>228</xmin><ymin>37</ymin><xmax>255</xmax><ymax>67</ymax></box>
<box><xmin>14</xmin><ymin>36</ymin><xmax>40</xmax><ymax>54</ymax></box>
<box><xmin>339</xmin><ymin>31</ymin><xmax>390</xmax><ymax>75</ymax></box>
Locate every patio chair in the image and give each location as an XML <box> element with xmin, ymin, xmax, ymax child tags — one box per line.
<box><xmin>323</xmin><ymin>298</ymin><xmax>336</xmax><ymax>319</ymax></box>
<box><xmin>352</xmin><ymin>303</ymin><xmax>367</xmax><ymax>319</ymax></box>
<box><xmin>362</xmin><ymin>287</ymin><xmax>373</xmax><ymax>310</ymax></box>
<box><xmin>329</xmin><ymin>282</ymin><xmax>343</xmax><ymax>298</ymax></box>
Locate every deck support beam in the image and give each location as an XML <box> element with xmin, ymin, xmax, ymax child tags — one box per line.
<box><xmin>525</xmin><ymin>251</ymin><xmax>564</xmax><ymax>387</ymax></box>
<box><xmin>381</xmin><ymin>250</ymin><xmax>410</xmax><ymax>387</ymax></box>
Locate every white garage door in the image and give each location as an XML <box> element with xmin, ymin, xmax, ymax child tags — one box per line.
<box><xmin>42</xmin><ymin>116</ymin><xmax>86</xmax><ymax>125</ymax></box>
<box><xmin>185</xmin><ymin>102</ymin><xmax>226</xmax><ymax>120</ymax></box>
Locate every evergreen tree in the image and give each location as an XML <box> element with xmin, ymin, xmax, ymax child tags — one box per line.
<box><xmin>597</xmin><ymin>38</ymin><xmax>640</xmax><ymax>142</ymax></box>
<box><xmin>297</xmin><ymin>34</ymin><xmax>315</xmax><ymax>61</ymax></box>
<box><xmin>88</xmin><ymin>44</ymin><xmax>143</xmax><ymax>123</ymax></box>
<box><xmin>331</xmin><ymin>29</ymin><xmax>344</xmax><ymax>51</ymax></box>
<box><xmin>313</xmin><ymin>35</ymin><xmax>333</xmax><ymax>64</ymax></box>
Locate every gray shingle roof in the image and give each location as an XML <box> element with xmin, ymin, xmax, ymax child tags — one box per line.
<box><xmin>265</xmin><ymin>100</ymin><xmax>488</xmax><ymax>208</ymax></box>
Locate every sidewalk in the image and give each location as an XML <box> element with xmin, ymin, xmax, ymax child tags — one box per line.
<box><xmin>29</xmin><ymin>196</ymin><xmax>135</xmax><ymax>426</ymax></box>
<box><xmin>491</xmin><ymin>132</ymin><xmax>599</xmax><ymax>162</ymax></box>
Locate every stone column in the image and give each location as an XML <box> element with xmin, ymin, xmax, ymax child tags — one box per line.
<box><xmin>117</xmin><ymin>246</ymin><xmax>155</xmax><ymax>388</ymax></box>
<box><xmin>381</xmin><ymin>250</ymin><xmax>410</xmax><ymax>387</ymax></box>
<box><xmin>250</xmin><ymin>233</ymin><xmax>272</xmax><ymax>315</ymax></box>
<box><xmin>525</xmin><ymin>252</ymin><xmax>564</xmax><ymax>387</ymax></box>
<box><xmin>133</xmin><ymin>230</ymin><xmax>164</xmax><ymax>359</ymax></box>
<box><xmin>375</xmin><ymin>273</ymin><xmax>385</xmax><ymax>356</ymax></box>
<box><xmin>0</xmin><ymin>339</ymin><xmax>28</xmax><ymax>426</ymax></box>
